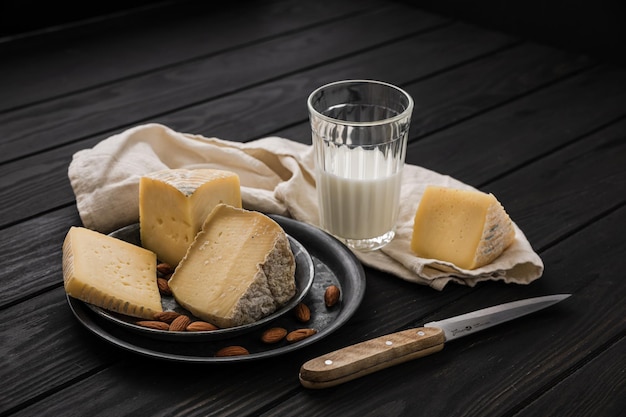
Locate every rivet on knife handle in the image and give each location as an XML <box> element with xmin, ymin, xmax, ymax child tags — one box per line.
<box><xmin>299</xmin><ymin>327</ymin><xmax>445</xmax><ymax>389</ymax></box>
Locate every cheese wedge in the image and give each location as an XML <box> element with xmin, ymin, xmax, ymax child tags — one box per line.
<box><xmin>410</xmin><ymin>186</ymin><xmax>515</xmax><ymax>269</ymax></box>
<box><xmin>139</xmin><ymin>168</ymin><xmax>242</xmax><ymax>266</ymax></box>
<box><xmin>62</xmin><ymin>226</ymin><xmax>162</xmax><ymax>319</ymax></box>
<box><xmin>168</xmin><ymin>204</ymin><xmax>296</xmax><ymax>328</ymax></box>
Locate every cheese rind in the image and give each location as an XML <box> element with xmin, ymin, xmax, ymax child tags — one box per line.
<box><xmin>410</xmin><ymin>186</ymin><xmax>515</xmax><ymax>269</ymax></box>
<box><xmin>139</xmin><ymin>168</ymin><xmax>242</xmax><ymax>266</ymax></box>
<box><xmin>168</xmin><ymin>204</ymin><xmax>296</xmax><ymax>328</ymax></box>
<box><xmin>62</xmin><ymin>226</ymin><xmax>162</xmax><ymax>319</ymax></box>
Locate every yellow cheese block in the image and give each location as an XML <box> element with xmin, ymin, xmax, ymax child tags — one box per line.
<box><xmin>410</xmin><ymin>186</ymin><xmax>515</xmax><ymax>269</ymax></box>
<box><xmin>139</xmin><ymin>168</ymin><xmax>242</xmax><ymax>266</ymax></box>
<box><xmin>62</xmin><ymin>226</ymin><xmax>162</xmax><ymax>319</ymax></box>
<box><xmin>168</xmin><ymin>204</ymin><xmax>296</xmax><ymax>328</ymax></box>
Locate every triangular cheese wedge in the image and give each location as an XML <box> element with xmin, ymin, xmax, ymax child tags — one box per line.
<box><xmin>411</xmin><ymin>186</ymin><xmax>515</xmax><ymax>269</ymax></box>
<box><xmin>139</xmin><ymin>168</ymin><xmax>241</xmax><ymax>266</ymax></box>
<box><xmin>168</xmin><ymin>204</ymin><xmax>296</xmax><ymax>328</ymax></box>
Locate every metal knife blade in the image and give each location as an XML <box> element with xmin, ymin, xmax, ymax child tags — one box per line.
<box><xmin>299</xmin><ymin>294</ymin><xmax>571</xmax><ymax>389</ymax></box>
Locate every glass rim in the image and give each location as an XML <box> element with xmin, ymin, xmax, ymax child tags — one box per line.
<box><xmin>307</xmin><ymin>79</ymin><xmax>414</xmax><ymax>127</ymax></box>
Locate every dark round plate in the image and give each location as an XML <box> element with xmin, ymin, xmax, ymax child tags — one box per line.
<box><xmin>66</xmin><ymin>215</ymin><xmax>366</xmax><ymax>363</ymax></box>
<box><xmin>82</xmin><ymin>223</ymin><xmax>314</xmax><ymax>341</ymax></box>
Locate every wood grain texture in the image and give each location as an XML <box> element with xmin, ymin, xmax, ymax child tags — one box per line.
<box><xmin>0</xmin><ymin>206</ymin><xmax>81</xmax><ymax>307</ymax></box>
<box><xmin>1</xmin><ymin>0</ymin><xmax>624</xmax><ymax>415</ymax></box>
<box><xmin>0</xmin><ymin>288</ymin><xmax>123</xmax><ymax>413</ymax></box>
<box><xmin>0</xmin><ymin>3</ymin><xmax>446</xmax><ymax>162</ymax></box>
<box><xmin>260</xmin><ymin>207</ymin><xmax>626</xmax><ymax>416</ymax></box>
<box><xmin>0</xmin><ymin>0</ymin><xmax>385</xmax><ymax>111</ymax></box>
<box><xmin>488</xmin><ymin>117</ymin><xmax>626</xmax><ymax>249</ymax></box>
<box><xmin>515</xmin><ymin>337</ymin><xmax>626</xmax><ymax>417</ymax></box>
<box><xmin>405</xmin><ymin>65</ymin><xmax>626</xmax><ymax>187</ymax></box>
<box><xmin>300</xmin><ymin>327</ymin><xmax>445</xmax><ymax>388</ymax></box>
<box><xmin>5</xmin><ymin>102</ymin><xmax>624</xmax><ymax>415</ymax></box>
<box><xmin>0</xmin><ymin>37</ymin><xmax>594</xmax><ymax>301</ymax></box>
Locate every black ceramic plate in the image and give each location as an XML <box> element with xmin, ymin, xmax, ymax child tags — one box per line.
<box><xmin>66</xmin><ymin>215</ymin><xmax>366</xmax><ymax>363</ymax></box>
<box><xmin>82</xmin><ymin>223</ymin><xmax>314</xmax><ymax>341</ymax></box>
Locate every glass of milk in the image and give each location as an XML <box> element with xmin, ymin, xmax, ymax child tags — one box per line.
<box><xmin>307</xmin><ymin>79</ymin><xmax>414</xmax><ymax>251</ymax></box>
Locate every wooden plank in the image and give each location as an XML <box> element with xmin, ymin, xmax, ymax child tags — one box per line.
<box><xmin>2</xmin><ymin>1</ymin><xmax>624</xmax><ymax>415</ymax></box>
<box><xmin>0</xmin><ymin>0</ymin><xmax>385</xmax><ymax>111</ymax></box>
<box><xmin>406</xmin><ymin>0</ymin><xmax>626</xmax><ymax>67</ymax></box>
<box><xmin>0</xmin><ymin>25</ymin><xmax>551</xmax><ymax>305</ymax></box>
<box><xmin>486</xmin><ymin>117</ymin><xmax>626</xmax><ymax>249</ymax></box>
<box><xmin>264</xmin><ymin>112</ymin><xmax>626</xmax><ymax>416</ymax></box>
<box><xmin>7</xmin><ymin>346</ymin><xmax>300</xmax><ymax>417</ymax></box>
<box><xmin>0</xmin><ymin>31</ymin><xmax>619</xmax><ymax>321</ymax></box>
<box><xmin>2</xmin><ymin>6</ymin><xmax>624</xmax><ymax>415</ymax></box>
<box><xmin>277</xmin><ymin>41</ymin><xmax>594</xmax><ymax>142</ymax></box>
<box><xmin>256</xmin><ymin>207</ymin><xmax>626</xmax><ymax>416</ymax></box>
<box><xmin>0</xmin><ymin>42</ymin><xmax>607</xmax><ymax>305</ymax></box>
<box><xmin>0</xmin><ymin>206</ymin><xmax>81</xmax><ymax>308</ymax></box>
<box><xmin>0</xmin><ymin>21</ymin><xmax>516</xmax><ymax>227</ymax></box>
<box><xmin>0</xmin><ymin>144</ymin><xmax>79</xmax><ymax>228</ymax></box>
<box><xmin>4</xmin><ymin>100</ymin><xmax>625</xmax><ymax>416</ymax></box>
<box><xmin>516</xmin><ymin>338</ymin><xmax>626</xmax><ymax>416</ymax></box>
<box><xmin>1</xmin><ymin>0</ymin><xmax>160</xmax><ymax>35</ymax></box>
<box><xmin>1</xmin><ymin>230</ymin><xmax>468</xmax><ymax>415</ymax></box>
<box><xmin>10</xmin><ymin>205</ymin><xmax>624</xmax><ymax>416</ymax></box>
<box><xmin>152</xmin><ymin>22</ymin><xmax>517</xmax><ymax>143</ymax></box>
<box><xmin>404</xmin><ymin>65</ymin><xmax>626</xmax><ymax>187</ymax></box>
<box><xmin>0</xmin><ymin>288</ymin><xmax>124</xmax><ymax>414</ymax></box>
<box><xmin>0</xmin><ymin>4</ymin><xmax>447</xmax><ymax>163</ymax></box>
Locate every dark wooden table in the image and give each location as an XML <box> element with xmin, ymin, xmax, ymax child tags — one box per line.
<box><xmin>1</xmin><ymin>1</ymin><xmax>624</xmax><ymax>416</ymax></box>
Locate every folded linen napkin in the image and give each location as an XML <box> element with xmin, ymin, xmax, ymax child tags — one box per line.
<box><xmin>68</xmin><ymin>123</ymin><xmax>543</xmax><ymax>290</ymax></box>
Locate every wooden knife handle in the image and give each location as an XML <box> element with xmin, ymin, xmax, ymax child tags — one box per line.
<box><xmin>299</xmin><ymin>327</ymin><xmax>445</xmax><ymax>389</ymax></box>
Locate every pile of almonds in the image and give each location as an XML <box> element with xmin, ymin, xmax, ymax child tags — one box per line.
<box><xmin>137</xmin><ymin>261</ymin><xmax>342</xmax><ymax>357</ymax></box>
<box><xmin>136</xmin><ymin>311</ymin><xmax>218</xmax><ymax>332</ymax></box>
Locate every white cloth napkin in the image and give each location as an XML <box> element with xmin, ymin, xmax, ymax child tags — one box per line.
<box><xmin>68</xmin><ymin>123</ymin><xmax>544</xmax><ymax>290</ymax></box>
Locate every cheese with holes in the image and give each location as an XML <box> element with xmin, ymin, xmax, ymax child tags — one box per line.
<box><xmin>139</xmin><ymin>168</ymin><xmax>242</xmax><ymax>266</ymax></box>
<box><xmin>62</xmin><ymin>226</ymin><xmax>162</xmax><ymax>319</ymax></box>
<box><xmin>410</xmin><ymin>186</ymin><xmax>515</xmax><ymax>269</ymax></box>
<box><xmin>168</xmin><ymin>204</ymin><xmax>296</xmax><ymax>328</ymax></box>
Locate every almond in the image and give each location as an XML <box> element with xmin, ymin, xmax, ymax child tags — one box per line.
<box><xmin>215</xmin><ymin>346</ymin><xmax>249</xmax><ymax>357</ymax></box>
<box><xmin>261</xmin><ymin>327</ymin><xmax>288</xmax><ymax>344</ymax></box>
<box><xmin>286</xmin><ymin>328</ymin><xmax>317</xmax><ymax>343</ymax></box>
<box><xmin>156</xmin><ymin>262</ymin><xmax>174</xmax><ymax>276</ymax></box>
<box><xmin>169</xmin><ymin>314</ymin><xmax>191</xmax><ymax>332</ymax></box>
<box><xmin>186</xmin><ymin>321</ymin><xmax>219</xmax><ymax>332</ymax></box>
<box><xmin>153</xmin><ymin>311</ymin><xmax>181</xmax><ymax>323</ymax></box>
<box><xmin>157</xmin><ymin>277</ymin><xmax>172</xmax><ymax>296</ymax></box>
<box><xmin>324</xmin><ymin>285</ymin><xmax>340</xmax><ymax>307</ymax></box>
<box><xmin>294</xmin><ymin>302</ymin><xmax>311</xmax><ymax>323</ymax></box>
<box><xmin>136</xmin><ymin>320</ymin><xmax>170</xmax><ymax>331</ymax></box>
<box><xmin>293</xmin><ymin>303</ymin><xmax>311</xmax><ymax>323</ymax></box>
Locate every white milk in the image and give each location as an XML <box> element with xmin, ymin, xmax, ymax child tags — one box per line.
<box><xmin>317</xmin><ymin>147</ymin><xmax>403</xmax><ymax>240</ymax></box>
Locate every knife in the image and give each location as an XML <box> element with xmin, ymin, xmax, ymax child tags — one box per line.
<box><xmin>299</xmin><ymin>294</ymin><xmax>571</xmax><ymax>389</ymax></box>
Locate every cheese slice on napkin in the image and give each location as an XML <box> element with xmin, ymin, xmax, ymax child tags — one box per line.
<box><xmin>411</xmin><ymin>186</ymin><xmax>516</xmax><ymax>270</ymax></box>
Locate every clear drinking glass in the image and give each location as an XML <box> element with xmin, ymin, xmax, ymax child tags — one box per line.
<box><xmin>307</xmin><ymin>79</ymin><xmax>414</xmax><ymax>251</ymax></box>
